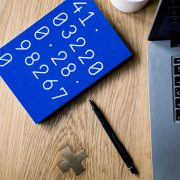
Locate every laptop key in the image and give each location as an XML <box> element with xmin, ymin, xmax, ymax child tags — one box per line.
<box><xmin>175</xmin><ymin>88</ymin><xmax>180</xmax><ymax>97</ymax></box>
<box><xmin>176</xmin><ymin>99</ymin><xmax>180</xmax><ymax>108</ymax></box>
<box><xmin>170</xmin><ymin>17</ymin><xmax>180</xmax><ymax>23</ymax></box>
<box><xmin>169</xmin><ymin>8</ymin><xmax>180</xmax><ymax>17</ymax></box>
<box><xmin>175</xmin><ymin>76</ymin><xmax>180</xmax><ymax>86</ymax></box>
<box><xmin>174</xmin><ymin>65</ymin><xmax>180</xmax><ymax>75</ymax></box>
<box><xmin>169</xmin><ymin>0</ymin><xmax>180</xmax><ymax>6</ymax></box>
<box><xmin>176</xmin><ymin>110</ymin><xmax>180</xmax><ymax>121</ymax></box>
<box><xmin>173</xmin><ymin>57</ymin><xmax>180</xmax><ymax>64</ymax></box>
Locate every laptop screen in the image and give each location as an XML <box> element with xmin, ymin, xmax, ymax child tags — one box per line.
<box><xmin>149</xmin><ymin>0</ymin><xmax>180</xmax><ymax>41</ymax></box>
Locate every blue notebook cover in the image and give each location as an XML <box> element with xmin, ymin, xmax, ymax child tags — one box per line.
<box><xmin>0</xmin><ymin>0</ymin><xmax>132</xmax><ymax>123</ymax></box>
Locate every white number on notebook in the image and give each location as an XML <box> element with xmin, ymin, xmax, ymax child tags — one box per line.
<box><xmin>25</xmin><ymin>52</ymin><xmax>40</xmax><ymax>66</ymax></box>
<box><xmin>32</xmin><ymin>64</ymin><xmax>49</xmax><ymax>79</ymax></box>
<box><xmin>69</xmin><ymin>37</ymin><xmax>86</xmax><ymax>52</ymax></box>
<box><xmin>53</xmin><ymin>12</ymin><xmax>68</xmax><ymax>27</ymax></box>
<box><xmin>62</xmin><ymin>25</ymin><xmax>77</xmax><ymax>39</ymax></box>
<box><xmin>78</xmin><ymin>50</ymin><xmax>95</xmax><ymax>65</ymax></box>
<box><xmin>43</xmin><ymin>80</ymin><xmax>59</xmax><ymax>90</ymax></box>
<box><xmin>34</xmin><ymin>26</ymin><xmax>50</xmax><ymax>40</ymax></box>
<box><xmin>88</xmin><ymin>62</ymin><xmax>103</xmax><ymax>76</ymax></box>
<box><xmin>51</xmin><ymin>51</ymin><xmax>67</xmax><ymax>66</ymax></box>
<box><xmin>79</xmin><ymin>12</ymin><xmax>95</xmax><ymax>27</ymax></box>
<box><xmin>15</xmin><ymin>40</ymin><xmax>31</xmax><ymax>51</ymax></box>
<box><xmin>52</xmin><ymin>87</ymin><xmax>68</xmax><ymax>100</ymax></box>
<box><xmin>61</xmin><ymin>63</ymin><xmax>76</xmax><ymax>77</ymax></box>
<box><xmin>0</xmin><ymin>53</ymin><xmax>13</xmax><ymax>67</ymax></box>
<box><xmin>73</xmin><ymin>2</ymin><xmax>87</xmax><ymax>13</ymax></box>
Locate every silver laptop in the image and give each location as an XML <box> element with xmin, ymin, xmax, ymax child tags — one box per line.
<box><xmin>148</xmin><ymin>0</ymin><xmax>180</xmax><ymax>179</ymax></box>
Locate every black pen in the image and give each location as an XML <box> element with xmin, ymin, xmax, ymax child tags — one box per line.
<box><xmin>89</xmin><ymin>100</ymin><xmax>138</xmax><ymax>175</ymax></box>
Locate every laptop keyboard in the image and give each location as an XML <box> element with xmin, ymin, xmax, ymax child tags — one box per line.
<box><xmin>172</xmin><ymin>56</ymin><xmax>180</xmax><ymax>121</ymax></box>
<box><xmin>168</xmin><ymin>0</ymin><xmax>180</xmax><ymax>23</ymax></box>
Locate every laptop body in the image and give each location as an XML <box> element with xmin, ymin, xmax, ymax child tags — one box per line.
<box><xmin>148</xmin><ymin>0</ymin><xmax>180</xmax><ymax>179</ymax></box>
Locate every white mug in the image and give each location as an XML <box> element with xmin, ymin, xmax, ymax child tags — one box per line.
<box><xmin>110</xmin><ymin>0</ymin><xmax>150</xmax><ymax>13</ymax></box>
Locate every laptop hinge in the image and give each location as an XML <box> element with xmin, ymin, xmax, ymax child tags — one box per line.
<box><xmin>171</xmin><ymin>32</ymin><xmax>180</xmax><ymax>48</ymax></box>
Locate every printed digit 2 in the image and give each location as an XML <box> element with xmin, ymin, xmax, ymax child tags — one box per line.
<box><xmin>78</xmin><ymin>50</ymin><xmax>95</xmax><ymax>65</ymax></box>
<box><xmin>51</xmin><ymin>51</ymin><xmax>67</xmax><ymax>66</ymax></box>
<box><xmin>32</xmin><ymin>64</ymin><xmax>49</xmax><ymax>79</ymax></box>
<box><xmin>69</xmin><ymin>37</ymin><xmax>86</xmax><ymax>53</ymax></box>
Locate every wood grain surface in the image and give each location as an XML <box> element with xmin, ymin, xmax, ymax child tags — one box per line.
<box><xmin>0</xmin><ymin>0</ymin><xmax>158</xmax><ymax>179</ymax></box>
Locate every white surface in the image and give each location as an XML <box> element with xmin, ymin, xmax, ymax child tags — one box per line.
<box><xmin>110</xmin><ymin>0</ymin><xmax>150</xmax><ymax>13</ymax></box>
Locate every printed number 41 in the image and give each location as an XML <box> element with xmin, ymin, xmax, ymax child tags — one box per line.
<box><xmin>73</xmin><ymin>2</ymin><xmax>95</xmax><ymax>27</ymax></box>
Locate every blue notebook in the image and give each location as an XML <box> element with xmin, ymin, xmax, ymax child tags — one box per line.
<box><xmin>0</xmin><ymin>0</ymin><xmax>131</xmax><ymax>123</ymax></box>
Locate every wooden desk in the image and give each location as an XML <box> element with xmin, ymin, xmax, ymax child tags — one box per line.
<box><xmin>0</xmin><ymin>0</ymin><xmax>158</xmax><ymax>179</ymax></box>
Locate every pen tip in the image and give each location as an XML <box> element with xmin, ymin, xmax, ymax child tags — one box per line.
<box><xmin>89</xmin><ymin>100</ymin><xmax>97</xmax><ymax>109</ymax></box>
<box><xmin>130</xmin><ymin>166</ymin><xmax>138</xmax><ymax>175</ymax></box>
<box><xmin>89</xmin><ymin>100</ymin><xmax>94</xmax><ymax>105</ymax></box>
